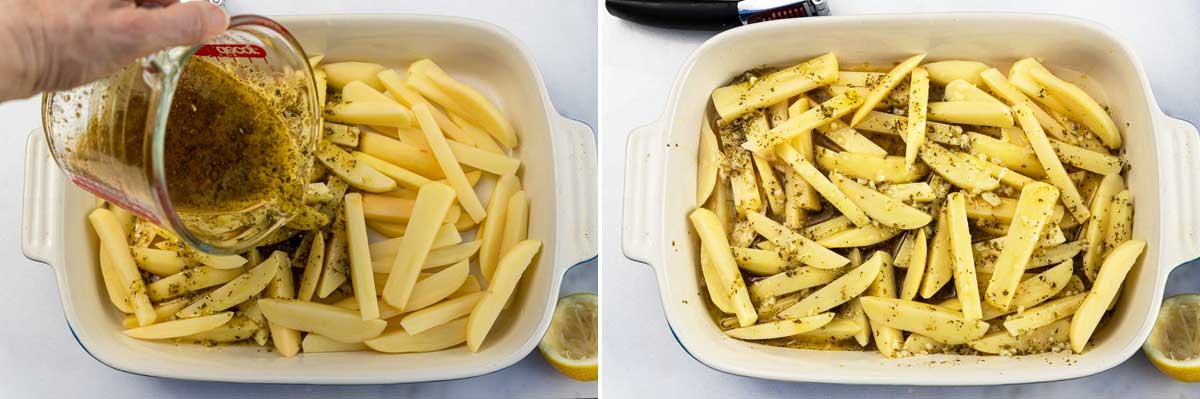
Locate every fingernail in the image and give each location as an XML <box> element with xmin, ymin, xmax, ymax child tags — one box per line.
<box><xmin>200</xmin><ymin>2</ymin><xmax>230</xmax><ymax>39</ymax></box>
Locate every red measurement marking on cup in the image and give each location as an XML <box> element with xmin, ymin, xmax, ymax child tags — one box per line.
<box><xmin>194</xmin><ymin>44</ymin><xmax>267</xmax><ymax>59</ymax></box>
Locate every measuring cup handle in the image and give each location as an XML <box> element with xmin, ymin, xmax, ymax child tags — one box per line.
<box><xmin>23</xmin><ymin>130</ymin><xmax>64</xmax><ymax>265</ymax></box>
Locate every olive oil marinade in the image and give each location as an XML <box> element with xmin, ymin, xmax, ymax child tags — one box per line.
<box><xmin>91</xmin><ymin>57</ymin><xmax>304</xmax><ymax>219</ymax></box>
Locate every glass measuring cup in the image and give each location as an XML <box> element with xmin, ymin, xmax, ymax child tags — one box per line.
<box><xmin>42</xmin><ymin>15</ymin><xmax>321</xmax><ymax>254</ymax></box>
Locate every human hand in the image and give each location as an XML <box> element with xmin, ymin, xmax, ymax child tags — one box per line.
<box><xmin>0</xmin><ymin>0</ymin><xmax>228</xmax><ymax>101</ymax></box>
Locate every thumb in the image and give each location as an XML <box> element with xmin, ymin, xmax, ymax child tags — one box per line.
<box><xmin>123</xmin><ymin>2</ymin><xmax>229</xmax><ymax>55</ymax></box>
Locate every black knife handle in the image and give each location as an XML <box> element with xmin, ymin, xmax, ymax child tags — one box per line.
<box><xmin>606</xmin><ymin>0</ymin><xmax>742</xmax><ymax>30</ymax></box>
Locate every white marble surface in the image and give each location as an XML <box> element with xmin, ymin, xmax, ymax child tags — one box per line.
<box><xmin>0</xmin><ymin>1</ymin><xmax>596</xmax><ymax>398</ymax></box>
<box><xmin>600</xmin><ymin>0</ymin><xmax>1200</xmax><ymax>397</ymax></box>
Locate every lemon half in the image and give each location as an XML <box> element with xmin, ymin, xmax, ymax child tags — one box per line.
<box><xmin>1144</xmin><ymin>294</ymin><xmax>1200</xmax><ymax>382</ymax></box>
<box><xmin>539</xmin><ymin>293</ymin><xmax>598</xmax><ymax>381</ymax></box>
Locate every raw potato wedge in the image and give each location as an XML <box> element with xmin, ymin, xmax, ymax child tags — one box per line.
<box><xmin>89</xmin><ymin>209</ymin><xmax>156</xmax><ymax>326</ymax></box>
<box><xmin>315</xmin><ymin>140</ymin><xmax>397</xmax><ymax>193</ymax></box>
<box><xmin>177</xmin><ymin>252</ymin><xmax>283</xmax><ymax>318</ymax></box>
<box><xmin>969</xmin><ymin>319</ymin><xmax>1069</xmax><ymax>355</ymax></box>
<box><xmin>967</xmin><ymin>133</ymin><xmax>1045</xmax><ymax>178</ymax></box>
<box><xmin>382</xmin><ymin>182</ymin><xmax>457</xmax><ymax>309</ymax></box>
<box><xmin>467</xmin><ymin>240</ymin><xmax>543</xmax><ymax>352</ymax></box>
<box><xmin>323</xmin><ymin>122</ymin><xmax>362</xmax><ymax>147</ymax></box>
<box><xmin>802</xmin><ymin>216</ymin><xmax>854</xmax><ymax>241</ymax></box>
<box><xmin>264</xmin><ymin>252</ymin><xmax>301</xmax><ymax>357</ymax></box>
<box><xmin>408</xmin><ymin>59</ymin><xmax>518</xmax><ymax>148</ymax></box>
<box><xmin>723</xmin><ymin>313</ymin><xmax>835</xmax><ymax>340</ymax></box>
<box><xmin>314</xmin><ymin>69</ymin><xmax>328</xmax><ymax>109</ymax></box>
<box><xmin>1050</xmin><ymin>140</ymin><xmax>1123</xmax><ymax>175</ymax></box>
<box><xmin>353</xmin><ymin>152</ymin><xmax>432</xmax><ymax>190</ymax></box>
<box><xmin>480</xmin><ymin>174</ymin><xmax>521</xmax><ymax>281</ymax></box>
<box><xmin>921</xmin><ymin>207</ymin><xmax>953</xmax><ymax>299</ymax></box>
<box><xmin>1028</xmin><ymin>67</ymin><xmax>1121</xmax><ymax>148</ymax></box>
<box><xmin>372</xmin><ymin>241</ymin><xmax>482</xmax><ymax>273</ymax></box>
<box><xmin>984</xmin><ymin>182</ymin><xmax>1059</xmax><ymax>311</ymax></box>
<box><xmin>944</xmin><ymin>79</ymin><xmax>1003</xmax><ymax>104</ymax></box>
<box><xmin>754</xmin><ymin>154</ymin><xmax>787</xmax><ymax>215</ymax></box>
<box><xmin>816</xmin><ymin>224</ymin><xmax>902</xmax><ymax>248</ymax></box>
<box><xmin>501</xmin><ymin>191</ymin><xmax>530</xmax><ymax>257</ymax></box>
<box><xmin>368</xmin><ymin>224</ymin><xmax>461</xmax><ymax>259</ymax></box>
<box><xmin>1083</xmin><ymin>174</ymin><xmax>1125</xmax><ymax>280</ymax></box>
<box><xmin>1004</xmin><ymin>293</ymin><xmax>1086</xmax><ymax>336</ymax></box>
<box><xmin>813</xmin><ymin>121</ymin><xmax>888</xmax><ymax>157</ymax></box>
<box><xmin>258</xmin><ymin>299</ymin><xmax>387</xmax><ymax>343</ymax></box>
<box><xmin>413</xmin><ymin>104</ymin><xmax>487</xmax><ymax>222</ymax></box>
<box><xmin>730</xmin><ymin>247</ymin><xmax>788</xmax><ymax>275</ymax></box>
<box><xmin>1011</xmin><ymin>260</ymin><xmax>1073</xmax><ymax>311</ymax></box>
<box><xmin>322</xmin><ymin>61</ymin><xmax>386</xmax><ymax>90</ymax></box>
<box><xmin>900</xmin><ymin>228</ymin><xmax>928</xmax><ymax>301</ymax></box>
<box><xmin>297</xmin><ymin>232</ymin><xmax>326</xmax><ymax>301</ymax></box>
<box><xmin>344</xmin><ymin>194</ymin><xmax>380</xmax><ymax>320</ymax></box>
<box><xmin>881</xmin><ymin>183</ymin><xmax>936</xmax><ymax>203</ymax></box>
<box><xmin>302</xmin><ymin>333</ymin><xmax>369</xmax><ymax>353</ymax></box>
<box><xmin>712</xmin><ymin>53</ymin><xmax>839</xmax><ymax>122</ymax></box>
<box><xmin>743</xmin><ymin>92</ymin><xmax>862</xmax><ymax>152</ymax></box>
<box><xmin>357</xmin><ymin>133</ymin><xmax>445</xmax><ymax>179</ymax></box>
<box><xmin>700</xmin><ymin>251</ymin><xmax>735</xmax><ymax>314</ymax></box>
<box><xmin>793</xmin><ymin>318</ymin><xmax>862</xmax><ymax>343</ymax></box>
<box><xmin>181</xmin><ymin>315</ymin><xmax>260</xmax><ymax>344</ymax></box>
<box><xmin>745</xmin><ymin>211</ymin><xmax>849</xmax><ymax>269</ymax></box>
<box><xmin>926</xmin><ymin>101</ymin><xmax>1014</xmax><ymax>127</ymax></box>
<box><xmin>854</xmin><ymin>111</ymin><xmax>968</xmax><ymax>149</ymax></box>
<box><xmin>776</xmin><ymin>145</ymin><xmax>870</xmax><ymax>226</ymax></box>
<box><xmin>122</xmin><ymin>297</ymin><xmax>191</xmax><ymax>328</ymax></box>
<box><xmin>864</xmin><ymin>252</ymin><xmax>904</xmax><ymax>357</ymax></box>
<box><xmin>1070</xmin><ymin>240</ymin><xmax>1146</xmax><ymax>352</ymax></box>
<box><xmin>691</xmin><ymin>209</ymin><xmax>758</xmax><ymax>326</ymax></box>
<box><xmin>360</xmin><ymin>195</ymin><xmax>460</xmax><ymax>224</ymax></box>
<box><xmin>777</xmin><ymin>252</ymin><xmax>883</xmax><ymax>318</ymax></box>
<box><xmin>850</xmin><ymin>53</ymin><xmax>926</xmax><ymax>126</ymax></box>
<box><xmin>748</xmin><ymin>267</ymin><xmax>843</xmax><ymax>302</ymax></box>
<box><xmin>99</xmin><ymin>247</ymin><xmax>133</xmax><ymax>313</ymax></box>
<box><xmin>366</xmin><ymin>317</ymin><xmax>469</xmax><ymax>353</ymax></box>
<box><xmin>979</xmin><ymin>67</ymin><xmax>1070</xmax><ymax>141</ymax></box>
<box><xmin>325</xmin><ymin>101</ymin><xmax>413</xmax><ymax>127</ymax></box>
<box><xmin>946</xmin><ymin>193</ymin><xmax>982</xmax><ymax>321</ymax></box>
<box><xmin>830</xmin><ymin>173</ymin><xmax>932</xmax><ymax>229</ymax></box>
<box><xmin>123</xmin><ymin>312</ymin><xmax>233</xmax><ymax>340</ymax></box>
<box><xmin>130</xmin><ymin>247</ymin><xmax>186</xmax><ymax>277</ymax></box>
<box><xmin>923</xmin><ymin>60</ymin><xmax>989</xmax><ymax>86</ymax></box>
<box><xmin>698</xmin><ymin>118</ymin><xmax>721</xmax><ymax>205</ymax></box>
<box><xmin>1105</xmin><ymin>191</ymin><xmax>1134</xmax><ymax>255</ymax></box>
<box><xmin>1014</xmin><ymin>103</ymin><xmax>1090</xmax><ymax>222</ymax></box>
<box><xmin>906</xmin><ymin>66</ymin><xmax>930</xmax><ymax>170</ymax></box>
<box><xmin>342</xmin><ymin>80</ymin><xmax>396</xmax><ymax>105</ymax></box>
<box><xmin>147</xmin><ymin>266</ymin><xmax>244</xmax><ymax>301</ymax></box>
<box><xmin>919</xmin><ymin>142</ymin><xmax>1000</xmax><ymax>192</ymax></box>
<box><xmin>814</xmin><ymin>148</ymin><xmax>929</xmax><ymax>184</ymax></box>
<box><xmin>401</xmin><ymin>292</ymin><xmax>484</xmax><ymax>335</ymax></box>
<box><xmin>405</xmin><ymin>260</ymin><xmax>469</xmax><ymax>313</ymax></box>
<box><xmin>317</xmin><ymin>208</ymin><xmax>349</xmax><ymax>298</ymax></box>
<box><xmin>858</xmin><ymin>296</ymin><xmax>990</xmax><ymax>344</ymax></box>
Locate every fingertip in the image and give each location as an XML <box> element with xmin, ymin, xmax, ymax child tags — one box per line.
<box><xmin>198</xmin><ymin>2</ymin><xmax>230</xmax><ymax>41</ymax></box>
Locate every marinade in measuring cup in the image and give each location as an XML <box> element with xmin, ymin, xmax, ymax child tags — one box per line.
<box><xmin>82</xmin><ymin>57</ymin><xmax>305</xmax><ymax>236</ymax></box>
<box><xmin>43</xmin><ymin>15</ymin><xmax>320</xmax><ymax>254</ymax></box>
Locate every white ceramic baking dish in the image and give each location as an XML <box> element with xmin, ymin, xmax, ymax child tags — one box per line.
<box><xmin>21</xmin><ymin>14</ymin><xmax>597</xmax><ymax>384</ymax></box>
<box><xmin>622</xmin><ymin>13</ymin><xmax>1200</xmax><ymax>385</ymax></box>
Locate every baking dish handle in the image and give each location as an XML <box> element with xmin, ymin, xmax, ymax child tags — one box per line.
<box><xmin>551</xmin><ymin>114</ymin><xmax>598</xmax><ymax>270</ymax></box>
<box><xmin>622</xmin><ymin>120</ymin><xmax>665</xmax><ymax>265</ymax></box>
<box><xmin>1157</xmin><ymin>113</ymin><xmax>1200</xmax><ymax>270</ymax></box>
<box><xmin>22</xmin><ymin>130</ymin><xmax>62</xmax><ymax>265</ymax></box>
